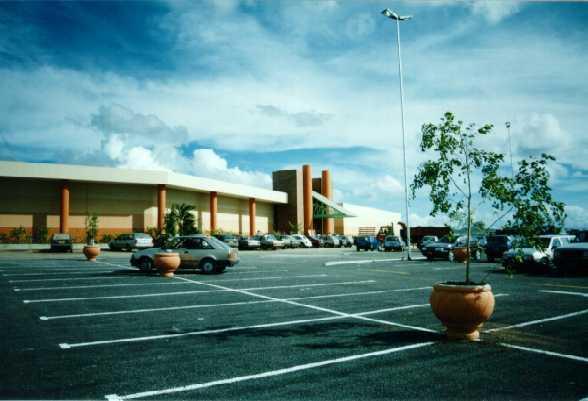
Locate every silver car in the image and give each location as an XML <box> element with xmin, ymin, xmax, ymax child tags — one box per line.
<box><xmin>130</xmin><ymin>234</ymin><xmax>239</xmax><ymax>274</ymax></box>
<box><xmin>109</xmin><ymin>233</ymin><xmax>153</xmax><ymax>251</ymax></box>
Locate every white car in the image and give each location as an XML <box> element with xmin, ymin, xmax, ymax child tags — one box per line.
<box><xmin>290</xmin><ymin>234</ymin><xmax>312</xmax><ymax>248</ymax></box>
<box><xmin>502</xmin><ymin>234</ymin><xmax>575</xmax><ymax>271</ymax></box>
<box><xmin>109</xmin><ymin>233</ymin><xmax>153</xmax><ymax>251</ymax></box>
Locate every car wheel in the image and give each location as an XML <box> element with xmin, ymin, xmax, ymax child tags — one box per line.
<box><xmin>200</xmin><ymin>258</ymin><xmax>217</xmax><ymax>274</ymax></box>
<box><xmin>448</xmin><ymin>251</ymin><xmax>455</xmax><ymax>262</ymax></box>
<box><xmin>138</xmin><ymin>257</ymin><xmax>154</xmax><ymax>272</ymax></box>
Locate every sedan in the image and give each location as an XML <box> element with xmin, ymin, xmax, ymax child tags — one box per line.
<box><xmin>109</xmin><ymin>233</ymin><xmax>153</xmax><ymax>251</ymax></box>
<box><xmin>130</xmin><ymin>234</ymin><xmax>239</xmax><ymax>274</ymax></box>
<box><xmin>255</xmin><ymin>234</ymin><xmax>284</xmax><ymax>250</ymax></box>
<box><xmin>50</xmin><ymin>233</ymin><xmax>73</xmax><ymax>252</ymax></box>
<box><xmin>238</xmin><ymin>236</ymin><xmax>261</xmax><ymax>250</ymax></box>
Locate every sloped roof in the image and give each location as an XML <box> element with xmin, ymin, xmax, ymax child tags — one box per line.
<box><xmin>312</xmin><ymin>191</ymin><xmax>355</xmax><ymax>218</ymax></box>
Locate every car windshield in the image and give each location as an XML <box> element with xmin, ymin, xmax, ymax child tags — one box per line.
<box><xmin>53</xmin><ymin>234</ymin><xmax>70</xmax><ymax>240</ymax></box>
<box><xmin>514</xmin><ymin>237</ymin><xmax>551</xmax><ymax>248</ymax></box>
<box><xmin>207</xmin><ymin>236</ymin><xmax>229</xmax><ymax>249</ymax></box>
<box><xmin>423</xmin><ymin>236</ymin><xmax>436</xmax><ymax>241</ymax></box>
<box><xmin>438</xmin><ymin>236</ymin><xmax>451</xmax><ymax>243</ymax></box>
<box><xmin>134</xmin><ymin>233</ymin><xmax>150</xmax><ymax>238</ymax></box>
<box><xmin>386</xmin><ymin>236</ymin><xmax>399</xmax><ymax>241</ymax></box>
<box><xmin>487</xmin><ymin>236</ymin><xmax>509</xmax><ymax>245</ymax></box>
<box><xmin>252</xmin><ymin>236</ymin><xmax>262</xmax><ymax>240</ymax></box>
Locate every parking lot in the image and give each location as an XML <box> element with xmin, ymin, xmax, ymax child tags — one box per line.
<box><xmin>1</xmin><ymin>248</ymin><xmax>587</xmax><ymax>400</ymax></box>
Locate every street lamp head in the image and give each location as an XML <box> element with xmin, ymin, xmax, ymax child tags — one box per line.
<box><xmin>505</xmin><ymin>121</ymin><xmax>511</xmax><ymax>128</ymax></box>
<box><xmin>381</xmin><ymin>8</ymin><xmax>412</xmax><ymax>21</ymax></box>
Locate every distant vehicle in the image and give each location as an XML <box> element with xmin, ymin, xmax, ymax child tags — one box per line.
<box><xmin>291</xmin><ymin>234</ymin><xmax>312</xmax><ymax>248</ymax></box>
<box><xmin>238</xmin><ymin>235</ymin><xmax>261</xmax><ymax>250</ymax></box>
<box><xmin>553</xmin><ymin>242</ymin><xmax>588</xmax><ymax>274</ymax></box>
<box><xmin>485</xmin><ymin>235</ymin><xmax>515</xmax><ymax>262</ymax></box>
<box><xmin>213</xmin><ymin>234</ymin><xmax>239</xmax><ymax>248</ymax></box>
<box><xmin>422</xmin><ymin>236</ymin><xmax>458</xmax><ymax>261</ymax></box>
<box><xmin>275</xmin><ymin>234</ymin><xmax>294</xmax><ymax>248</ymax></box>
<box><xmin>130</xmin><ymin>234</ymin><xmax>238</xmax><ymax>274</ymax></box>
<box><xmin>337</xmin><ymin>235</ymin><xmax>353</xmax><ymax>248</ymax></box>
<box><xmin>306</xmin><ymin>235</ymin><xmax>322</xmax><ymax>248</ymax></box>
<box><xmin>254</xmin><ymin>234</ymin><xmax>284</xmax><ymax>250</ymax></box>
<box><xmin>356</xmin><ymin>235</ymin><xmax>379</xmax><ymax>251</ymax></box>
<box><xmin>109</xmin><ymin>233</ymin><xmax>153</xmax><ymax>251</ymax></box>
<box><xmin>502</xmin><ymin>234</ymin><xmax>576</xmax><ymax>272</ymax></box>
<box><xmin>322</xmin><ymin>235</ymin><xmax>340</xmax><ymax>248</ymax></box>
<box><xmin>383</xmin><ymin>235</ymin><xmax>404</xmax><ymax>252</ymax></box>
<box><xmin>50</xmin><ymin>233</ymin><xmax>73</xmax><ymax>252</ymax></box>
<box><xmin>418</xmin><ymin>235</ymin><xmax>439</xmax><ymax>250</ymax></box>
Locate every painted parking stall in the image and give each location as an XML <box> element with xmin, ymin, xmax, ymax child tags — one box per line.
<box><xmin>1</xmin><ymin>249</ymin><xmax>587</xmax><ymax>400</ymax></box>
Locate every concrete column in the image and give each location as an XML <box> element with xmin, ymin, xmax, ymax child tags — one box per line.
<box><xmin>60</xmin><ymin>181</ymin><xmax>69</xmax><ymax>233</ymax></box>
<box><xmin>157</xmin><ymin>184</ymin><xmax>166</xmax><ymax>231</ymax></box>
<box><xmin>210</xmin><ymin>191</ymin><xmax>218</xmax><ymax>233</ymax></box>
<box><xmin>302</xmin><ymin>164</ymin><xmax>313</xmax><ymax>234</ymax></box>
<box><xmin>321</xmin><ymin>169</ymin><xmax>334</xmax><ymax>234</ymax></box>
<box><xmin>249</xmin><ymin>198</ymin><xmax>256</xmax><ymax>236</ymax></box>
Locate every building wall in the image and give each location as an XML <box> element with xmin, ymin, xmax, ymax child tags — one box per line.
<box><xmin>0</xmin><ymin>178</ymin><xmax>275</xmax><ymax>242</ymax></box>
<box><xmin>272</xmin><ymin>170</ymin><xmax>303</xmax><ymax>233</ymax></box>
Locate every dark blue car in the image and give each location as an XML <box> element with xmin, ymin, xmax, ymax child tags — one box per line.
<box><xmin>356</xmin><ymin>235</ymin><xmax>379</xmax><ymax>251</ymax></box>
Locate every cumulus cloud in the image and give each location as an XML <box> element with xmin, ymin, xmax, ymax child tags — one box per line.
<box><xmin>469</xmin><ymin>1</ymin><xmax>522</xmax><ymax>24</ymax></box>
<box><xmin>565</xmin><ymin>205</ymin><xmax>588</xmax><ymax>229</ymax></box>
<box><xmin>256</xmin><ymin>105</ymin><xmax>332</xmax><ymax>128</ymax></box>
<box><xmin>510</xmin><ymin>113</ymin><xmax>570</xmax><ymax>155</ymax></box>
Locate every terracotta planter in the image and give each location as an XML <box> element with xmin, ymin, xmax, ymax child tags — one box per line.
<box><xmin>430</xmin><ymin>282</ymin><xmax>495</xmax><ymax>341</ymax></box>
<box><xmin>452</xmin><ymin>247</ymin><xmax>468</xmax><ymax>262</ymax></box>
<box><xmin>83</xmin><ymin>245</ymin><xmax>101</xmax><ymax>262</ymax></box>
<box><xmin>154</xmin><ymin>252</ymin><xmax>181</xmax><ymax>278</ymax></box>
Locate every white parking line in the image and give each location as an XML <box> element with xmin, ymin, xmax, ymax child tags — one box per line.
<box><xmin>485</xmin><ymin>309</ymin><xmax>588</xmax><ymax>333</ymax></box>
<box><xmin>40</xmin><ymin>290</ymin><xmax>430</xmax><ymax>320</ymax></box>
<box><xmin>14</xmin><ymin>274</ymin><xmax>329</xmax><ymax>292</ymax></box>
<box><xmin>104</xmin><ymin>341</ymin><xmax>435</xmax><ymax>400</ymax></box>
<box><xmin>23</xmin><ymin>280</ymin><xmax>377</xmax><ymax>303</ymax></box>
<box><xmin>58</xmin><ymin>304</ymin><xmax>432</xmax><ymax>349</ymax></box>
<box><xmin>4</xmin><ymin>270</ymin><xmax>123</xmax><ymax>277</ymax></box>
<box><xmin>500</xmin><ymin>343</ymin><xmax>588</xmax><ymax>363</ymax></box>
<box><xmin>11</xmin><ymin>276</ymin><xmax>134</xmax><ymax>283</ymax></box>
<box><xmin>540</xmin><ymin>290</ymin><xmax>588</xmax><ymax>298</ymax></box>
<box><xmin>325</xmin><ymin>256</ymin><xmax>426</xmax><ymax>267</ymax></box>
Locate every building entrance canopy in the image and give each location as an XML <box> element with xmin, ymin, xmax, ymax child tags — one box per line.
<box><xmin>312</xmin><ymin>191</ymin><xmax>355</xmax><ymax>219</ymax></box>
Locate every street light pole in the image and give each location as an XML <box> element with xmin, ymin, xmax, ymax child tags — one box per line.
<box><xmin>505</xmin><ymin>121</ymin><xmax>514</xmax><ymax>179</ymax></box>
<box><xmin>382</xmin><ymin>8</ymin><xmax>412</xmax><ymax>260</ymax></box>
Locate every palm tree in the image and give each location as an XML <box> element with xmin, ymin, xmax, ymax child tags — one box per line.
<box><xmin>173</xmin><ymin>203</ymin><xmax>198</xmax><ymax>235</ymax></box>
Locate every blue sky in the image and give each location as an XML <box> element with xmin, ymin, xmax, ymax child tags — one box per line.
<box><xmin>1</xmin><ymin>1</ymin><xmax>587</xmax><ymax>228</ymax></box>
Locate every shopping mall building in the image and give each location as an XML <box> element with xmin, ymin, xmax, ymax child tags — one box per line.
<box><xmin>0</xmin><ymin>160</ymin><xmax>401</xmax><ymax>242</ymax></box>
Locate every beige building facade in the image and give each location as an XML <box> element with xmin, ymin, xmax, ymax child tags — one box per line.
<box><xmin>0</xmin><ymin>161</ymin><xmax>401</xmax><ymax>242</ymax></box>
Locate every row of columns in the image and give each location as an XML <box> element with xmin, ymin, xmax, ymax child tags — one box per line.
<box><xmin>59</xmin><ymin>182</ymin><xmax>258</xmax><ymax>236</ymax></box>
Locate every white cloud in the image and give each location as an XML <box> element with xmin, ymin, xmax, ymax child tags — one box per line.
<box><xmin>469</xmin><ymin>1</ymin><xmax>522</xmax><ymax>24</ymax></box>
<box><xmin>565</xmin><ymin>205</ymin><xmax>588</xmax><ymax>229</ymax></box>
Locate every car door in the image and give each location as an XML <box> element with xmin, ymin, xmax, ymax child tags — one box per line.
<box><xmin>183</xmin><ymin>238</ymin><xmax>216</xmax><ymax>267</ymax></box>
<box><xmin>176</xmin><ymin>239</ymin><xmax>197</xmax><ymax>268</ymax></box>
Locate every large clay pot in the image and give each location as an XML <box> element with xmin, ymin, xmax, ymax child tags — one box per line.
<box><xmin>83</xmin><ymin>245</ymin><xmax>101</xmax><ymax>262</ymax></box>
<box><xmin>430</xmin><ymin>282</ymin><xmax>495</xmax><ymax>341</ymax></box>
<box><xmin>452</xmin><ymin>247</ymin><xmax>468</xmax><ymax>262</ymax></box>
<box><xmin>154</xmin><ymin>252</ymin><xmax>181</xmax><ymax>278</ymax></box>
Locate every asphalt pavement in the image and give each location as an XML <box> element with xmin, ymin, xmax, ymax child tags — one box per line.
<box><xmin>1</xmin><ymin>247</ymin><xmax>587</xmax><ymax>400</ymax></box>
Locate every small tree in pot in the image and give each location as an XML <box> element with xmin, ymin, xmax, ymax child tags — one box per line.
<box><xmin>411</xmin><ymin>112</ymin><xmax>564</xmax><ymax>340</ymax></box>
<box><xmin>83</xmin><ymin>214</ymin><xmax>101</xmax><ymax>261</ymax></box>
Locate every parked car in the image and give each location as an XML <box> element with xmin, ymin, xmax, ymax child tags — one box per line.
<box><xmin>418</xmin><ymin>235</ymin><xmax>439</xmax><ymax>250</ymax></box>
<box><xmin>275</xmin><ymin>234</ymin><xmax>294</xmax><ymax>248</ymax></box>
<box><xmin>108</xmin><ymin>233</ymin><xmax>153</xmax><ymax>251</ymax></box>
<box><xmin>422</xmin><ymin>236</ymin><xmax>456</xmax><ymax>261</ymax></box>
<box><xmin>383</xmin><ymin>235</ymin><xmax>404</xmax><ymax>252</ymax></box>
<box><xmin>337</xmin><ymin>235</ymin><xmax>353</xmax><ymax>248</ymax></box>
<box><xmin>254</xmin><ymin>234</ymin><xmax>284</xmax><ymax>250</ymax></box>
<box><xmin>553</xmin><ymin>242</ymin><xmax>588</xmax><ymax>274</ymax></box>
<box><xmin>502</xmin><ymin>234</ymin><xmax>576</xmax><ymax>272</ymax></box>
<box><xmin>238</xmin><ymin>235</ymin><xmax>261</xmax><ymax>250</ymax></box>
<box><xmin>306</xmin><ymin>235</ymin><xmax>322</xmax><ymax>248</ymax></box>
<box><xmin>485</xmin><ymin>235</ymin><xmax>515</xmax><ymax>262</ymax></box>
<box><xmin>322</xmin><ymin>235</ymin><xmax>340</xmax><ymax>248</ymax></box>
<box><xmin>356</xmin><ymin>235</ymin><xmax>379</xmax><ymax>251</ymax></box>
<box><xmin>50</xmin><ymin>233</ymin><xmax>73</xmax><ymax>252</ymax></box>
<box><xmin>291</xmin><ymin>234</ymin><xmax>312</xmax><ymax>248</ymax></box>
<box><xmin>213</xmin><ymin>234</ymin><xmax>239</xmax><ymax>248</ymax></box>
<box><xmin>130</xmin><ymin>234</ymin><xmax>239</xmax><ymax>274</ymax></box>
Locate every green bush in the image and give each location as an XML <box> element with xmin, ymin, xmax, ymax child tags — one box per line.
<box><xmin>8</xmin><ymin>226</ymin><xmax>27</xmax><ymax>243</ymax></box>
